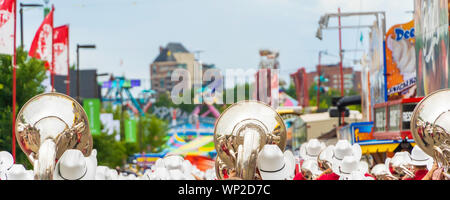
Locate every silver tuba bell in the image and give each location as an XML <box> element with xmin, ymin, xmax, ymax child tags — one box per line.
<box><xmin>317</xmin><ymin>145</ymin><xmax>334</xmax><ymax>171</ymax></box>
<box><xmin>410</xmin><ymin>89</ymin><xmax>450</xmax><ymax>179</ymax></box>
<box><xmin>15</xmin><ymin>92</ymin><xmax>93</xmax><ymax>180</ymax></box>
<box><xmin>214</xmin><ymin>101</ymin><xmax>287</xmax><ymax>180</ymax></box>
<box><xmin>370</xmin><ymin>164</ymin><xmax>398</xmax><ymax>180</ymax></box>
<box><xmin>301</xmin><ymin>159</ymin><xmax>321</xmax><ymax>180</ymax></box>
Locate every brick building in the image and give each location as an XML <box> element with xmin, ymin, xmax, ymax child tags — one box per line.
<box><xmin>305</xmin><ymin>64</ymin><xmax>361</xmax><ymax>94</ymax></box>
<box><xmin>150</xmin><ymin>43</ymin><xmax>215</xmax><ymax>96</ymax></box>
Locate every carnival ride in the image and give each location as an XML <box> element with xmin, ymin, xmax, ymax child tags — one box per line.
<box><xmin>133</xmin><ymin>98</ymin><xmax>220</xmax><ymax>170</ymax></box>
<box><xmin>101</xmin><ymin>76</ymin><xmax>155</xmax><ymax>116</ymax></box>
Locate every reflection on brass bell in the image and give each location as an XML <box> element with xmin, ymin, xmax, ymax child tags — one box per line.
<box><xmin>214</xmin><ymin>101</ymin><xmax>287</xmax><ymax>180</ymax></box>
<box><xmin>15</xmin><ymin>92</ymin><xmax>93</xmax><ymax>180</ymax></box>
<box><xmin>411</xmin><ymin>89</ymin><xmax>450</xmax><ymax>179</ymax></box>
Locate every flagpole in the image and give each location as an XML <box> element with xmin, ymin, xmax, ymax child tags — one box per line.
<box><xmin>66</xmin><ymin>25</ymin><xmax>70</xmax><ymax>95</ymax></box>
<box><xmin>51</xmin><ymin>6</ymin><xmax>54</xmax><ymax>92</ymax></box>
<box><xmin>12</xmin><ymin>0</ymin><xmax>17</xmax><ymax>162</ymax></box>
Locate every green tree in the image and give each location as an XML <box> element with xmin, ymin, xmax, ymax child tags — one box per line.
<box><xmin>92</xmin><ymin>131</ymin><xmax>127</xmax><ymax>168</ymax></box>
<box><xmin>308</xmin><ymin>82</ymin><xmax>362</xmax><ymax>112</ymax></box>
<box><xmin>0</xmin><ymin>47</ymin><xmax>47</xmax><ymax>169</ymax></box>
<box><xmin>284</xmin><ymin>81</ymin><xmax>297</xmax><ymax>100</ymax></box>
<box><xmin>140</xmin><ymin>114</ymin><xmax>169</xmax><ymax>153</ymax></box>
<box><xmin>95</xmin><ymin>103</ymin><xmax>139</xmax><ymax>168</ymax></box>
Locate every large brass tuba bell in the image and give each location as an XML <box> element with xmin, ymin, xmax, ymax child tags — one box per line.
<box><xmin>214</xmin><ymin>101</ymin><xmax>287</xmax><ymax>180</ymax></box>
<box><xmin>15</xmin><ymin>92</ymin><xmax>93</xmax><ymax>180</ymax></box>
<box><xmin>410</xmin><ymin>89</ymin><xmax>450</xmax><ymax>179</ymax></box>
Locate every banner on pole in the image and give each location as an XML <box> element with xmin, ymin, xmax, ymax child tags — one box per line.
<box><xmin>290</xmin><ymin>68</ymin><xmax>309</xmax><ymax>108</ymax></box>
<box><xmin>369</xmin><ymin>21</ymin><xmax>386</xmax><ymax>108</ymax></box>
<box><xmin>100</xmin><ymin>113</ymin><xmax>121</xmax><ymax>141</ymax></box>
<box><xmin>83</xmin><ymin>98</ymin><xmax>101</xmax><ymax>135</ymax></box>
<box><xmin>385</xmin><ymin>20</ymin><xmax>416</xmax><ymax>100</ymax></box>
<box><xmin>0</xmin><ymin>0</ymin><xmax>15</xmax><ymax>55</ymax></box>
<box><xmin>53</xmin><ymin>25</ymin><xmax>68</xmax><ymax>75</ymax></box>
<box><xmin>125</xmin><ymin>119</ymin><xmax>137</xmax><ymax>143</ymax></box>
<box><xmin>29</xmin><ymin>7</ymin><xmax>54</xmax><ymax>71</ymax></box>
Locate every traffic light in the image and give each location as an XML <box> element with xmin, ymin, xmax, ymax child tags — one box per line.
<box><xmin>319</xmin><ymin>76</ymin><xmax>328</xmax><ymax>83</ymax></box>
<box><xmin>314</xmin><ymin>85</ymin><xmax>328</xmax><ymax>93</ymax></box>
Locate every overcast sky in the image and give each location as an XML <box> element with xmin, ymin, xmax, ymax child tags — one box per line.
<box><xmin>20</xmin><ymin>0</ymin><xmax>414</xmax><ymax>91</ymax></box>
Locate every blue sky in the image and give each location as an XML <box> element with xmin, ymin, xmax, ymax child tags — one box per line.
<box><xmin>19</xmin><ymin>0</ymin><xmax>414</xmax><ymax>90</ymax></box>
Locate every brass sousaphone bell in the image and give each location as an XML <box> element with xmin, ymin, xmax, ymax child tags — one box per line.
<box><xmin>214</xmin><ymin>101</ymin><xmax>287</xmax><ymax>180</ymax></box>
<box><xmin>15</xmin><ymin>93</ymin><xmax>93</xmax><ymax>180</ymax></box>
<box><xmin>411</xmin><ymin>89</ymin><xmax>450</xmax><ymax>179</ymax></box>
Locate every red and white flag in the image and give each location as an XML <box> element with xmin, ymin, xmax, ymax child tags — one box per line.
<box><xmin>29</xmin><ymin>7</ymin><xmax>53</xmax><ymax>70</ymax></box>
<box><xmin>0</xmin><ymin>0</ymin><xmax>15</xmax><ymax>55</ymax></box>
<box><xmin>53</xmin><ymin>25</ymin><xmax>68</xmax><ymax>75</ymax></box>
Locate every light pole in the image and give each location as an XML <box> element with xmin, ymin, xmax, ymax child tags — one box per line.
<box><xmin>20</xmin><ymin>3</ymin><xmax>44</xmax><ymax>48</ymax></box>
<box><xmin>316</xmin><ymin>9</ymin><xmax>386</xmax><ymax>124</ymax></box>
<box><xmin>317</xmin><ymin>50</ymin><xmax>327</xmax><ymax>110</ymax></box>
<box><xmin>76</xmin><ymin>44</ymin><xmax>96</xmax><ymax>102</ymax></box>
<box><xmin>316</xmin><ymin>10</ymin><xmax>386</xmax><ymax>94</ymax></box>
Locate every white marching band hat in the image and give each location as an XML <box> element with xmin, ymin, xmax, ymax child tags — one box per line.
<box><xmin>4</xmin><ymin>164</ymin><xmax>34</xmax><ymax>180</ymax></box>
<box><xmin>336</xmin><ymin>156</ymin><xmax>369</xmax><ymax>180</ymax></box>
<box><xmin>0</xmin><ymin>151</ymin><xmax>14</xmax><ymax>180</ymax></box>
<box><xmin>53</xmin><ymin>149</ymin><xmax>97</xmax><ymax>180</ymax></box>
<box><xmin>387</xmin><ymin>151</ymin><xmax>411</xmax><ymax>169</ymax></box>
<box><xmin>331</xmin><ymin>140</ymin><xmax>362</xmax><ymax>173</ymax></box>
<box><xmin>409</xmin><ymin>146</ymin><xmax>433</xmax><ymax>169</ymax></box>
<box><xmin>299</xmin><ymin>139</ymin><xmax>326</xmax><ymax>161</ymax></box>
<box><xmin>257</xmin><ymin>144</ymin><xmax>295</xmax><ymax>180</ymax></box>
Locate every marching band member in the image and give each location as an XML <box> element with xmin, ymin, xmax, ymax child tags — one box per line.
<box><xmin>403</xmin><ymin>146</ymin><xmax>433</xmax><ymax>180</ymax></box>
<box><xmin>316</xmin><ymin>140</ymin><xmax>361</xmax><ymax>180</ymax></box>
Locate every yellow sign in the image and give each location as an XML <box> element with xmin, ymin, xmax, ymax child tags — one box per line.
<box><xmin>360</xmin><ymin>143</ymin><xmax>416</xmax><ymax>154</ymax></box>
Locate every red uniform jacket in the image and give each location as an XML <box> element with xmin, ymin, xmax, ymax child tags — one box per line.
<box><xmin>404</xmin><ymin>169</ymin><xmax>428</xmax><ymax>180</ymax></box>
<box><xmin>316</xmin><ymin>172</ymin><xmax>340</xmax><ymax>180</ymax></box>
<box><xmin>293</xmin><ymin>172</ymin><xmax>307</xmax><ymax>180</ymax></box>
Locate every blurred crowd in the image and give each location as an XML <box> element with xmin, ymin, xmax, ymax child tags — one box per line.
<box><xmin>0</xmin><ymin>139</ymin><xmax>446</xmax><ymax>180</ymax></box>
<box><xmin>289</xmin><ymin>139</ymin><xmax>445</xmax><ymax>180</ymax></box>
<box><xmin>0</xmin><ymin>150</ymin><xmax>216</xmax><ymax>180</ymax></box>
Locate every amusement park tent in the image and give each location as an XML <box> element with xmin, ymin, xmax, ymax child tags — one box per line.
<box><xmin>169</xmin><ymin>136</ymin><xmax>215</xmax><ymax>156</ymax></box>
<box><xmin>279</xmin><ymin>91</ymin><xmax>298</xmax><ymax>107</ymax></box>
<box><xmin>168</xmin><ymin>121</ymin><xmax>214</xmax><ymax>136</ymax></box>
